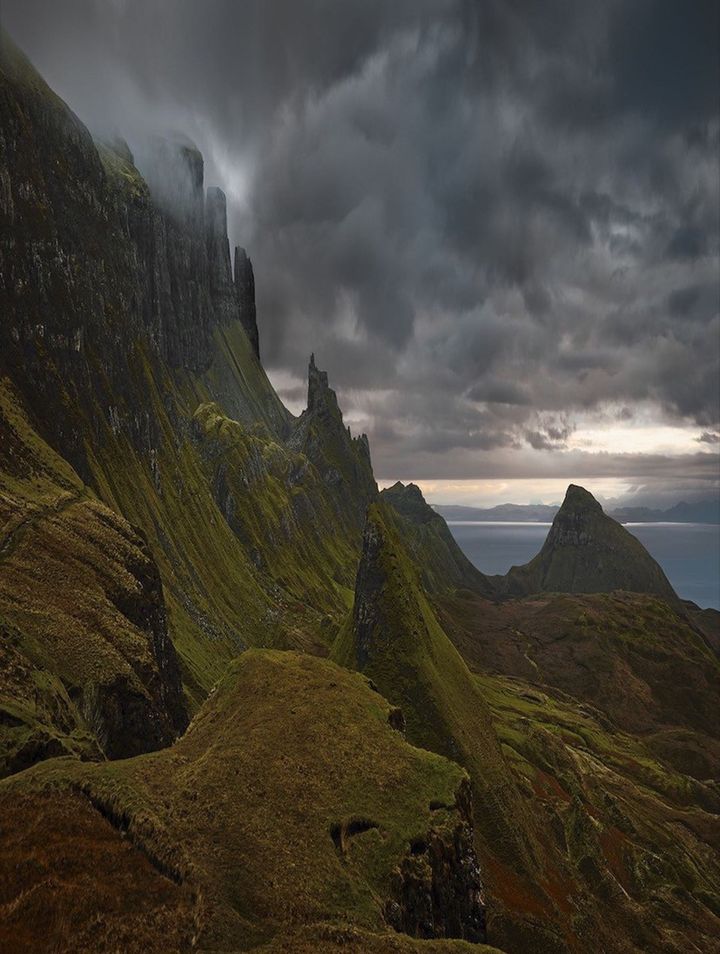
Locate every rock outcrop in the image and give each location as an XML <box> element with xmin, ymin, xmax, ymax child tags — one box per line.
<box><xmin>234</xmin><ymin>245</ymin><xmax>260</xmax><ymax>358</ymax></box>
<box><xmin>287</xmin><ymin>354</ymin><xmax>377</xmax><ymax>525</ymax></box>
<box><xmin>502</xmin><ymin>484</ymin><xmax>678</xmax><ymax>601</ymax></box>
<box><xmin>385</xmin><ymin>779</ymin><xmax>486</xmax><ymax>942</ymax></box>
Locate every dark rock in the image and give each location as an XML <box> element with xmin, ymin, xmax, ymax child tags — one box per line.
<box><xmin>385</xmin><ymin>779</ymin><xmax>486</xmax><ymax>943</ymax></box>
<box><xmin>286</xmin><ymin>354</ymin><xmax>377</xmax><ymax>528</ymax></box>
<box><xmin>234</xmin><ymin>246</ymin><xmax>260</xmax><ymax>358</ymax></box>
<box><xmin>502</xmin><ymin>484</ymin><xmax>678</xmax><ymax>602</ymax></box>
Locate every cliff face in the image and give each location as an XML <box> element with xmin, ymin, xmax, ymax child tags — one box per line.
<box><xmin>0</xmin><ymin>33</ymin><xmax>270</xmax><ymax>467</ymax></box>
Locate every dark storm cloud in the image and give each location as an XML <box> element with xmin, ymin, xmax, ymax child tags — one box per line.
<box><xmin>2</xmin><ymin>0</ymin><xmax>718</xmax><ymax>488</ymax></box>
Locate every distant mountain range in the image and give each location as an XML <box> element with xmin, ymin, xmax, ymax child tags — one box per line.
<box><xmin>434</xmin><ymin>498</ymin><xmax>720</xmax><ymax>524</ymax></box>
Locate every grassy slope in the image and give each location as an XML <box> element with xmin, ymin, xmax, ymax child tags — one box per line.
<box><xmin>0</xmin><ymin>650</ymin><xmax>499</xmax><ymax>953</ymax></box>
<box><xmin>439</xmin><ymin>589</ymin><xmax>720</xmax><ymax>779</ymax></box>
<box><xmin>0</xmin><ymin>378</ymin><xmax>186</xmax><ymax>774</ymax></box>
<box><xmin>476</xmin><ymin>671</ymin><xmax>720</xmax><ymax>953</ymax></box>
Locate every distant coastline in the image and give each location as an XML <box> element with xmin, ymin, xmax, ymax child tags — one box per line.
<box><xmin>434</xmin><ymin>499</ymin><xmax>720</xmax><ymax>525</ymax></box>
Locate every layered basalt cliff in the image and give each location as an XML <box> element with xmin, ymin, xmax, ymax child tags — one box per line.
<box><xmin>0</xmin><ymin>33</ymin><xmax>264</xmax><ymax>476</ymax></box>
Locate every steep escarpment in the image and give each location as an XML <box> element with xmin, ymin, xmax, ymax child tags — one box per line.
<box><xmin>0</xmin><ymin>31</ymin><xmax>374</xmax><ymax>720</ymax></box>
<box><xmin>502</xmin><ymin>485</ymin><xmax>677</xmax><ymax>602</ymax></box>
<box><xmin>0</xmin><ymin>651</ymin><xmax>492</xmax><ymax>952</ymax></box>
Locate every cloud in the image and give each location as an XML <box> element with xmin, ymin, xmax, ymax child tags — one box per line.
<box><xmin>3</xmin><ymin>0</ymin><xmax>718</xmax><ymax>497</ymax></box>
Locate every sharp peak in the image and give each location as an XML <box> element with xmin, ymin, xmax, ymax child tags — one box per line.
<box><xmin>384</xmin><ymin>480</ymin><xmax>424</xmax><ymax>498</ymax></box>
<box><xmin>560</xmin><ymin>484</ymin><xmax>604</xmax><ymax>513</ymax></box>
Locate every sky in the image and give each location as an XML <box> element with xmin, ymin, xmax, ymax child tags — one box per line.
<box><xmin>3</xmin><ymin>0</ymin><xmax>719</xmax><ymax>507</ymax></box>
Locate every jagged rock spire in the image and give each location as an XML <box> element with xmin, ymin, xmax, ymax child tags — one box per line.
<box><xmin>234</xmin><ymin>246</ymin><xmax>259</xmax><ymax>359</ymax></box>
<box><xmin>307</xmin><ymin>351</ymin><xmax>336</xmax><ymax>416</ymax></box>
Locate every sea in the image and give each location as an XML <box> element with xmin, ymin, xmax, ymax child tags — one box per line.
<box><xmin>447</xmin><ymin>521</ymin><xmax>720</xmax><ymax>610</ymax></box>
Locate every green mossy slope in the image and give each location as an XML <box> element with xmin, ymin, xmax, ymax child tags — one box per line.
<box><xmin>439</xmin><ymin>588</ymin><xmax>720</xmax><ymax>780</ymax></box>
<box><xmin>0</xmin><ymin>650</ymin><xmax>492</xmax><ymax>952</ymax></box>
<box><xmin>0</xmin><ymin>379</ymin><xmax>188</xmax><ymax>776</ymax></box>
<box><xmin>476</xmin><ymin>671</ymin><xmax>720</xmax><ymax>953</ymax></box>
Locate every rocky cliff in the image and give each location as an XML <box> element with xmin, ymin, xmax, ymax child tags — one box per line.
<box><xmin>0</xmin><ymin>30</ymin><xmax>374</xmax><ymax>726</ymax></box>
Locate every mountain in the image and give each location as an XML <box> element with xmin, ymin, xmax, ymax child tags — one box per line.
<box><xmin>609</xmin><ymin>498</ymin><xmax>720</xmax><ymax>524</ymax></box>
<box><xmin>434</xmin><ymin>504</ymin><xmax>559</xmax><ymax>522</ymax></box>
<box><xmin>0</xmin><ymin>27</ymin><xmax>375</xmax><ymax>767</ymax></box>
<box><xmin>2</xmin><ymin>32</ymin><xmax>720</xmax><ymax>954</ymax></box>
<box><xmin>501</xmin><ymin>485</ymin><xmax>678</xmax><ymax>602</ymax></box>
<box><xmin>380</xmin><ymin>482</ymin><xmax>495</xmax><ymax>596</ymax></box>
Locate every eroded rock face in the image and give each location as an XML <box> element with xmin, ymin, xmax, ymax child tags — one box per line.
<box><xmin>87</xmin><ymin>525</ymin><xmax>189</xmax><ymax>757</ymax></box>
<box><xmin>234</xmin><ymin>246</ymin><xmax>259</xmax><ymax>358</ymax></box>
<box><xmin>0</xmin><ymin>37</ymin><xmax>261</xmax><ymax>475</ymax></box>
<box><xmin>385</xmin><ymin>780</ymin><xmax>487</xmax><ymax>943</ymax></box>
<box><xmin>0</xmin><ymin>479</ymin><xmax>189</xmax><ymax>776</ymax></box>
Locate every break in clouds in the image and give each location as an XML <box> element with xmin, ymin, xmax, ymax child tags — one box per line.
<box><xmin>3</xmin><ymin>0</ymin><xmax>719</xmax><ymax>503</ymax></box>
